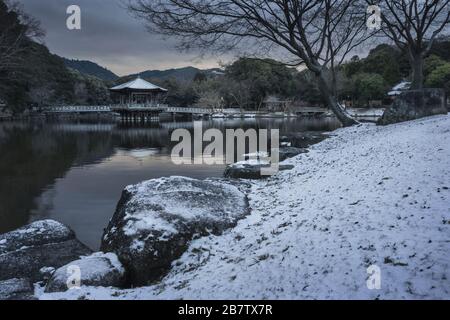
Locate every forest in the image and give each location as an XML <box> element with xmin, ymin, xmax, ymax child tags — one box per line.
<box><xmin>1</xmin><ymin>1</ymin><xmax>450</xmax><ymax>113</ymax></box>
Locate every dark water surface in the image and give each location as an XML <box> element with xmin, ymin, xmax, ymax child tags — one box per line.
<box><xmin>0</xmin><ymin>118</ymin><xmax>340</xmax><ymax>249</ymax></box>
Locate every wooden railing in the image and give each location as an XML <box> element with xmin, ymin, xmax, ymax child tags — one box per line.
<box><xmin>111</xmin><ymin>103</ymin><xmax>168</xmax><ymax>111</ymax></box>
<box><xmin>166</xmin><ymin>107</ymin><xmax>214</xmax><ymax>114</ymax></box>
<box><xmin>45</xmin><ymin>106</ymin><xmax>111</xmax><ymax>113</ymax></box>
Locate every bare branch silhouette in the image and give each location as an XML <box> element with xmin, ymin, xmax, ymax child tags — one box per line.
<box><xmin>127</xmin><ymin>0</ymin><xmax>375</xmax><ymax>126</ymax></box>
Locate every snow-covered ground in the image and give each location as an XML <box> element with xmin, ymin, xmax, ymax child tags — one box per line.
<box><xmin>40</xmin><ymin>114</ymin><xmax>450</xmax><ymax>300</ymax></box>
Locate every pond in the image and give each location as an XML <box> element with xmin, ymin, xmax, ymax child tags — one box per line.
<box><xmin>0</xmin><ymin>117</ymin><xmax>341</xmax><ymax>249</ymax></box>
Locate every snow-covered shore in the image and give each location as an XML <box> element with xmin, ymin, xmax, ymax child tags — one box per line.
<box><xmin>40</xmin><ymin>114</ymin><xmax>450</xmax><ymax>300</ymax></box>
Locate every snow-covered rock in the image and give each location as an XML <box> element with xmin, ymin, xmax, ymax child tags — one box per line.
<box><xmin>0</xmin><ymin>220</ymin><xmax>74</xmax><ymax>254</ymax></box>
<box><xmin>0</xmin><ymin>220</ymin><xmax>92</xmax><ymax>282</ymax></box>
<box><xmin>379</xmin><ymin>88</ymin><xmax>447</xmax><ymax>125</ymax></box>
<box><xmin>243</xmin><ymin>151</ymin><xmax>269</xmax><ymax>160</ymax></box>
<box><xmin>0</xmin><ymin>278</ymin><xmax>35</xmax><ymax>300</ymax></box>
<box><xmin>45</xmin><ymin>253</ymin><xmax>125</xmax><ymax>293</ymax></box>
<box><xmin>224</xmin><ymin>159</ymin><xmax>294</xmax><ymax>179</ymax></box>
<box><xmin>243</xmin><ymin>148</ymin><xmax>308</xmax><ymax>162</ymax></box>
<box><xmin>100</xmin><ymin>176</ymin><xmax>249</xmax><ymax>286</ymax></box>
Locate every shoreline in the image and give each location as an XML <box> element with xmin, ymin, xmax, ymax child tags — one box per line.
<box><xmin>0</xmin><ymin>107</ymin><xmax>385</xmax><ymax>123</ymax></box>
<box><xmin>38</xmin><ymin>113</ymin><xmax>450</xmax><ymax>300</ymax></box>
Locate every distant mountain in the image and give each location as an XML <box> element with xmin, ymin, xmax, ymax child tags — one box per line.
<box><xmin>62</xmin><ymin>58</ymin><xmax>119</xmax><ymax>81</ymax></box>
<box><xmin>127</xmin><ymin>66</ymin><xmax>224</xmax><ymax>82</ymax></box>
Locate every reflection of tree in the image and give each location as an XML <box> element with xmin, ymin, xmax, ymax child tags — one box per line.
<box><xmin>0</xmin><ymin>122</ymin><xmax>175</xmax><ymax>234</ymax></box>
<box><xmin>0</xmin><ymin>124</ymin><xmax>115</xmax><ymax>233</ymax></box>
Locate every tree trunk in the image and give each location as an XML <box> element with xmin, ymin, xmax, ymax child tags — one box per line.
<box><xmin>316</xmin><ymin>72</ymin><xmax>359</xmax><ymax>127</ymax></box>
<box><xmin>410</xmin><ymin>53</ymin><xmax>424</xmax><ymax>90</ymax></box>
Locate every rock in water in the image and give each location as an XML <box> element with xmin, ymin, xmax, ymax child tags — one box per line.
<box><xmin>0</xmin><ymin>278</ymin><xmax>35</xmax><ymax>300</ymax></box>
<box><xmin>101</xmin><ymin>176</ymin><xmax>249</xmax><ymax>286</ymax></box>
<box><xmin>45</xmin><ymin>252</ymin><xmax>125</xmax><ymax>293</ymax></box>
<box><xmin>224</xmin><ymin>160</ymin><xmax>294</xmax><ymax>180</ymax></box>
<box><xmin>0</xmin><ymin>220</ymin><xmax>92</xmax><ymax>282</ymax></box>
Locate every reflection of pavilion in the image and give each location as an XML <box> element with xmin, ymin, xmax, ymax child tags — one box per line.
<box><xmin>109</xmin><ymin>77</ymin><xmax>168</xmax><ymax>122</ymax></box>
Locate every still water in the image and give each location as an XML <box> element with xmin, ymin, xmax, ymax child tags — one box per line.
<box><xmin>0</xmin><ymin>118</ymin><xmax>340</xmax><ymax>249</ymax></box>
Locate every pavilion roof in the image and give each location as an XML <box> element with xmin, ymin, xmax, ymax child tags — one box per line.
<box><xmin>110</xmin><ymin>77</ymin><xmax>167</xmax><ymax>92</ymax></box>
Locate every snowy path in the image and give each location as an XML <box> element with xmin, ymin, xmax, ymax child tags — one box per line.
<box><xmin>41</xmin><ymin>115</ymin><xmax>450</xmax><ymax>300</ymax></box>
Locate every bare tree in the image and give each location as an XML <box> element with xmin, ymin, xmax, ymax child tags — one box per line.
<box><xmin>0</xmin><ymin>0</ymin><xmax>44</xmax><ymax>73</ymax></box>
<box><xmin>128</xmin><ymin>0</ymin><xmax>374</xmax><ymax>126</ymax></box>
<box><xmin>194</xmin><ymin>79</ymin><xmax>224</xmax><ymax>109</ymax></box>
<box><xmin>371</xmin><ymin>0</ymin><xmax>450</xmax><ymax>89</ymax></box>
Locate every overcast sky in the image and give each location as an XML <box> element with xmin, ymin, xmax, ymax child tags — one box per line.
<box><xmin>19</xmin><ymin>0</ymin><xmax>225</xmax><ymax>76</ymax></box>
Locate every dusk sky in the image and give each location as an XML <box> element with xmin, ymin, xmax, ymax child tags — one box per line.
<box><xmin>19</xmin><ymin>0</ymin><xmax>226</xmax><ymax>76</ymax></box>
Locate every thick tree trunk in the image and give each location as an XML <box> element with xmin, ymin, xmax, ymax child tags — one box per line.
<box><xmin>316</xmin><ymin>72</ymin><xmax>359</xmax><ymax>127</ymax></box>
<box><xmin>410</xmin><ymin>54</ymin><xmax>424</xmax><ymax>90</ymax></box>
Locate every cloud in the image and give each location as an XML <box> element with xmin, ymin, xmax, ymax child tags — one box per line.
<box><xmin>18</xmin><ymin>0</ymin><xmax>224</xmax><ymax>75</ymax></box>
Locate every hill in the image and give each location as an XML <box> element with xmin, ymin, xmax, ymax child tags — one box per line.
<box><xmin>0</xmin><ymin>41</ymin><xmax>111</xmax><ymax>111</ymax></box>
<box><xmin>126</xmin><ymin>66</ymin><xmax>223</xmax><ymax>82</ymax></box>
<box><xmin>62</xmin><ymin>58</ymin><xmax>119</xmax><ymax>81</ymax></box>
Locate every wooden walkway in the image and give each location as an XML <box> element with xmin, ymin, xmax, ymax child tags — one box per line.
<box><xmin>43</xmin><ymin>105</ymin><xmax>331</xmax><ymax>122</ymax></box>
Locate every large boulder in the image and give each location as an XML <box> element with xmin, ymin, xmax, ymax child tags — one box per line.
<box><xmin>101</xmin><ymin>176</ymin><xmax>249</xmax><ymax>286</ymax></box>
<box><xmin>0</xmin><ymin>220</ymin><xmax>92</xmax><ymax>282</ymax></box>
<box><xmin>0</xmin><ymin>278</ymin><xmax>35</xmax><ymax>300</ymax></box>
<box><xmin>378</xmin><ymin>88</ymin><xmax>448</xmax><ymax>125</ymax></box>
<box><xmin>45</xmin><ymin>252</ymin><xmax>125</xmax><ymax>293</ymax></box>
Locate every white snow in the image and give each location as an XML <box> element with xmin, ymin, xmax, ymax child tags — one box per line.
<box><xmin>39</xmin><ymin>114</ymin><xmax>450</xmax><ymax>300</ymax></box>
<box><xmin>123</xmin><ymin>212</ymin><xmax>178</xmax><ymax>240</ymax></box>
<box><xmin>85</xmin><ymin>252</ymin><xmax>125</xmax><ymax>275</ymax></box>
<box><xmin>233</xmin><ymin>159</ymin><xmax>270</xmax><ymax>168</ymax></box>
<box><xmin>388</xmin><ymin>81</ymin><xmax>412</xmax><ymax>96</ymax></box>
<box><xmin>15</xmin><ymin>220</ymin><xmax>70</xmax><ymax>236</ymax></box>
<box><xmin>243</xmin><ymin>151</ymin><xmax>269</xmax><ymax>159</ymax></box>
<box><xmin>124</xmin><ymin>176</ymin><xmax>245</xmax><ymax>223</ymax></box>
<box><xmin>61</xmin><ymin>252</ymin><xmax>125</xmax><ymax>279</ymax></box>
<box><xmin>39</xmin><ymin>267</ymin><xmax>56</xmax><ymax>275</ymax></box>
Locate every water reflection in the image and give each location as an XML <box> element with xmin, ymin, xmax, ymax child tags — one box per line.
<box><xmin>0</xmin><ymin>117</ymin><xmax>340</xmax><ymax>249</ymax></box>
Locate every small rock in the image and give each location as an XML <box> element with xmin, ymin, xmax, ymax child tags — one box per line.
<box><xmin>224</xmin><ymin>160</ymin><xmax>294</xmax><ymax>180</ymax></box>
<box><xmin>45</xmin><ymin>252</ymin><xmax>125</xmax><ymax>293</ymax></box>
<box><xmin>39</xmin><ymin>267</ymin><xmax>56</xmax><ymax>282</ymax></box>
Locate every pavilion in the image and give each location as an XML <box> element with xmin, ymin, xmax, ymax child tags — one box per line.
<box><xmin>109</xmin><ymin>76</ymin><xmax>168</xmax><ymax>108</ymax></box>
